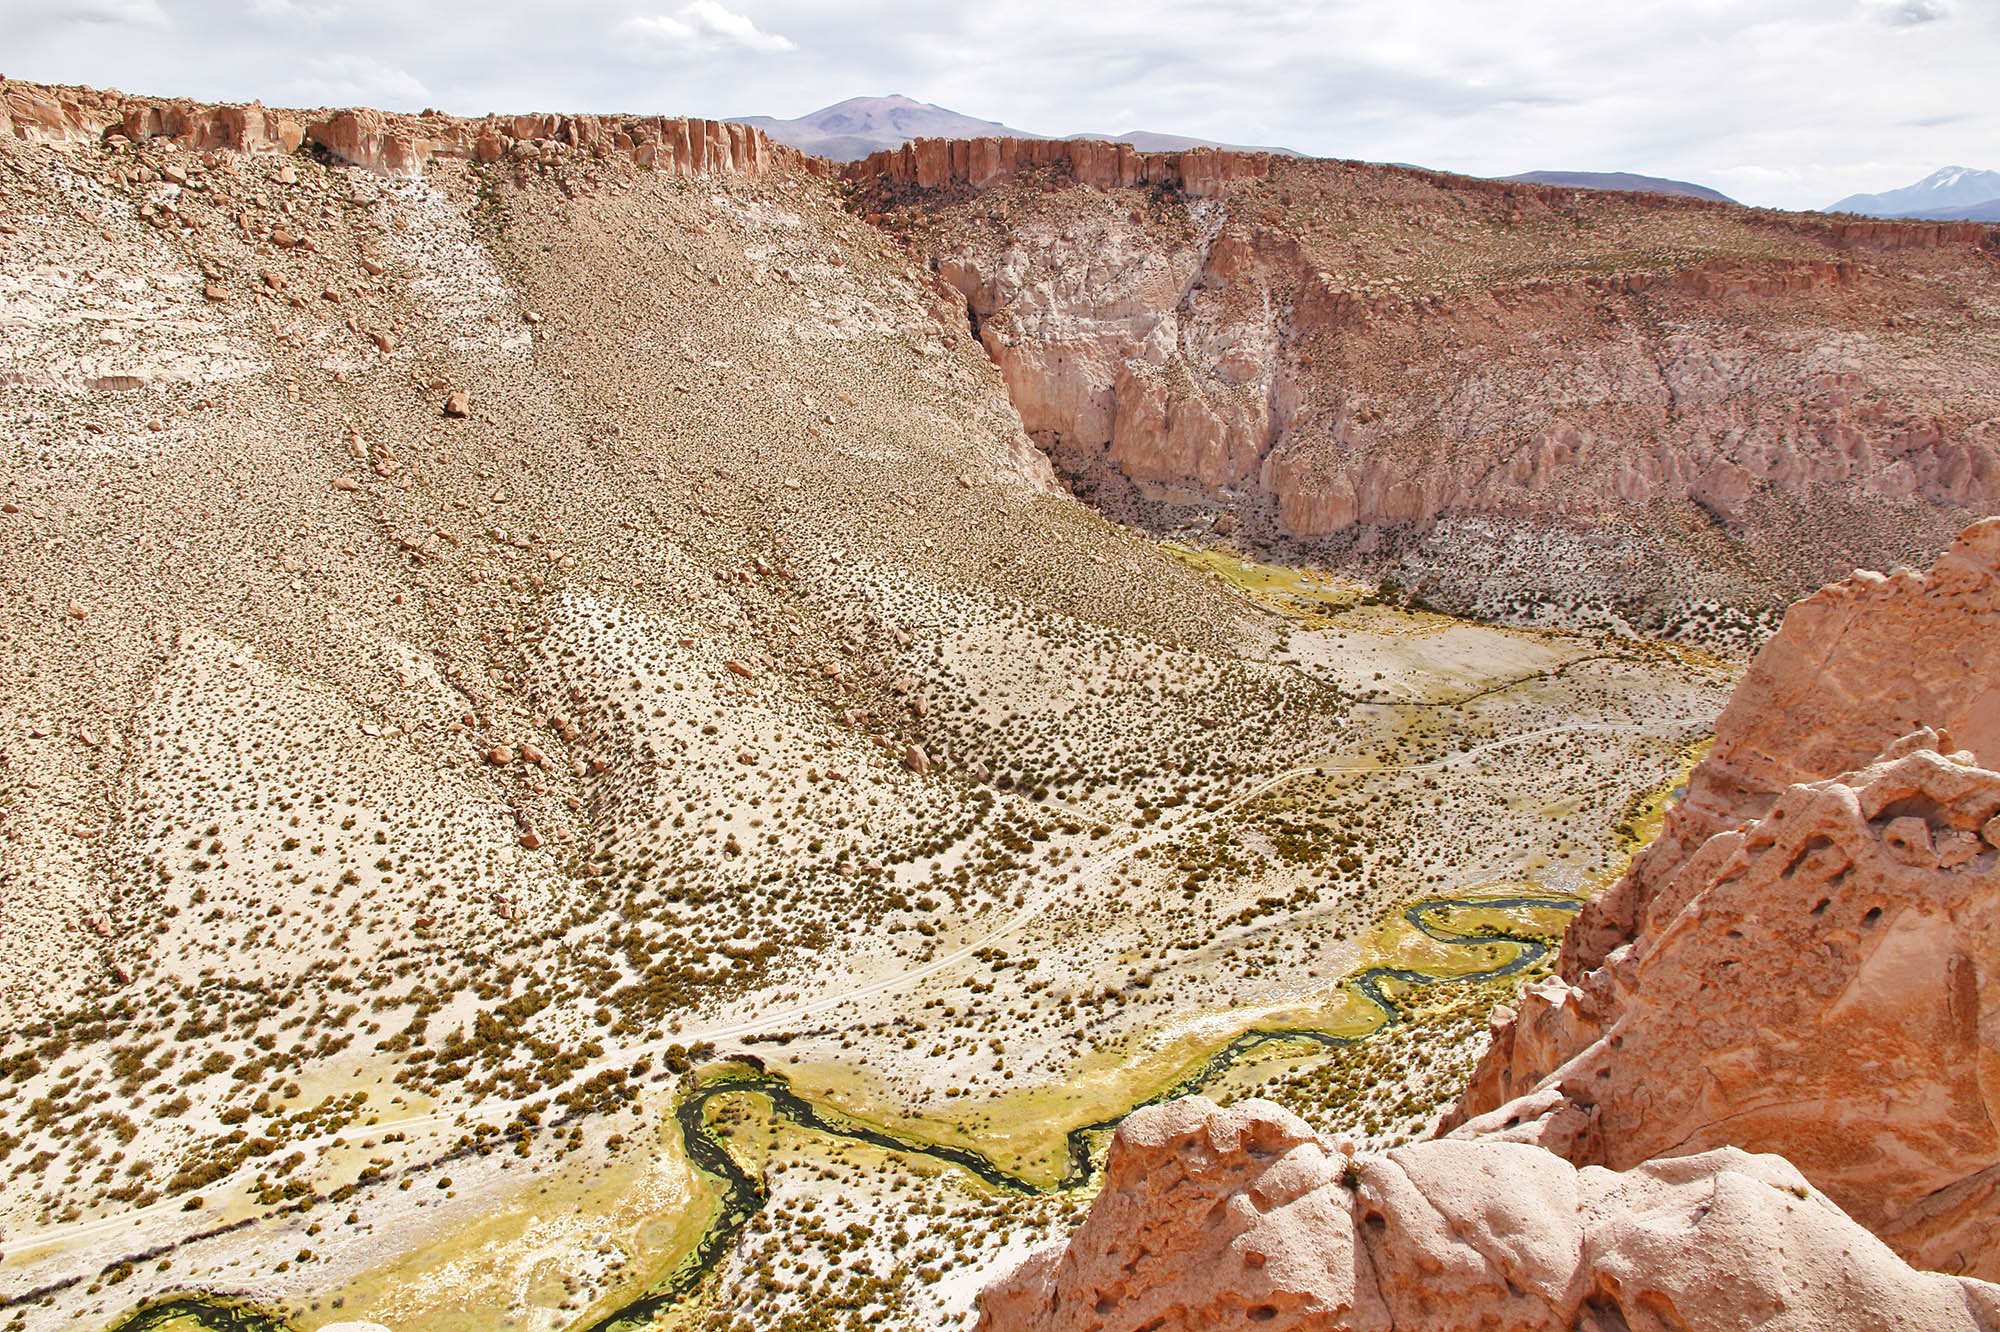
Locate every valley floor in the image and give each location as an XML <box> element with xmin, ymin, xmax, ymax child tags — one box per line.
<box><xmin>3</xmin><ymin>562</ymin><xmax>1730</xmax><ymax>1332</ymax></box>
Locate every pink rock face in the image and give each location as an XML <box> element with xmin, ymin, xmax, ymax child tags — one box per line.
<box><xmin>1565</xmin><ymin>516</ymin><xmax>2000</xmax><ymax>974</ymax></box>
<box><xmin>842</xmin><ymin>137</ymin><xmax>1276</xmax><ymax>199</ymax></box>
<box><xmin>977</xmin><ymin>1097</ymin><xmax>2000</xmax><ymax>1332</ymax></box>
<box><xmin>1456</xmin><ymin>739</ymin><xmax>2000</xmax><ymax>1278</ymax></box>
<box><xmin>864</xmin><ymin>147</ymin><xmax>2000</xmax><ymax>603</ymax></box>
<box><xmin>1453</xmin><ymin>520</ymin><xmax>2000</xmax><ymax>1280</ymax></box>
<box><xmin>1</xmin><ymin>80</ymin><xmax>302</xmax><ymax>154</ymax></box>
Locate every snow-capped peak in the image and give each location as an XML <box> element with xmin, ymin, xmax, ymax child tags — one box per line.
<box><xmin>1924</xmin><ymin>166</ymin><xmax>1974</xmax><ymax>190</ymax></box>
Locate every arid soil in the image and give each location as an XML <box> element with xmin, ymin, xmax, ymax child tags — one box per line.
<box><xmin>8</xmin><ymin>78</ymin><xmax>1987</xmax><ymax>1332</ymax></box>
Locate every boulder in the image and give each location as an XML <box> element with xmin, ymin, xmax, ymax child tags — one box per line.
<box><xmin>977</xmin><ymin>1098</ymin><xmax>2000</xmax><ymax>1332</ymax></box>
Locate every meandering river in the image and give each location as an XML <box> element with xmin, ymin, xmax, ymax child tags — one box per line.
<box><xmin>100</xmin><ymin>894</ymin><xmax>1575</xmax><ymax>1332</ymax></box>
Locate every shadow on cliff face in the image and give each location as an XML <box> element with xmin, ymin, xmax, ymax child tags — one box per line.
<box><xmin>855</xmin><ymin>145</ymin><xmax>2000</xmax><ymax>645</ymax></box>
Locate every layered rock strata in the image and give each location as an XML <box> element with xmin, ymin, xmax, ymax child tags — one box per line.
<box><xmin>846</xmin><ymin>136</ymin><xmax>1991</xmax><ymax>249</ymax></box>
<box><xmin>1</xmin><ymin>77</ymin><xmax>814</xmax><ymax>178</ymax></box>
<box><xmin>855</xmin><ymin>139</ymin><xmax>2000</xmax><ymax>620</ymax></box>
<box><xmin>845</xmin><ymin>135</ymin><xmax>1278</xmax><ymax>197</ymax></box>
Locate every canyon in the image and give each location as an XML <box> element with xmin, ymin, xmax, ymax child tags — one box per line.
<box><xmin>855</xmin><ymin>135</ymin><xmax>2000</xmax><ymax>632</ymax></box>
<box><xmin>0</xmin><ymin>74</ymin><xmax>1997</xmax><ymax>1332</ymax></box>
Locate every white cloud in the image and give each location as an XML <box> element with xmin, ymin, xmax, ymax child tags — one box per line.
<box><xmin>248</xmin><ymin>0</ymin><xmax>343</xmax><ymax>21</ymax></box>
<box><xmin>1864</xmin><ymin>0</ymin><xmax>1950</xmax><ymax>25</ymax></box>
<box><xmin>279</xmin><ymin>53</ymin><xmax>431</xmax><ymax>108</ymax></box>
<box><xmin>5</xmin><ymin>0</ymin><xmax>169</xmax><ymax>26</ymax></box>
<box><xmin>0</xmin><ymin>0</ymin><xmax>1993</xmax><ymax>210</ymax></box>
<box><xmin>620</xmin><ymin>1</ymin><xmax>796</xmax><ymax>56</ymax></box>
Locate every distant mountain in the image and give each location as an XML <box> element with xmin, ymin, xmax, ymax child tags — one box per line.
<box><xmin>1904</xmin><ymin>198</ymin><xmax>2000</xmax><ymax>222</ymax></box>
<box><xmin>1067</xmin><ymin>131</ymin><xmax>1300</xmax><ymax>157</ymax></box>
<box><xmin>1502</xmin><ymin>171</ymin><xmax>1735</xmax><ymax>203</ymax></box>
<box><xmin>1826</xmin><ymin>166</ymin><xmax>2000</xmax><ymax>218</ymax></box>
<box><xmin>732</xmin><ymin>95</ymin><xmax>1045</xmax><ymax>161</ymax></box>
<box><xmin>730</xmin><ymin>95</ymin><xmax>1298</xmax><ymax>162</ymax></box>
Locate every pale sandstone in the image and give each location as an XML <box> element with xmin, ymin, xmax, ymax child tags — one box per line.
<box><xmin>1451</xmin><ymin>520</ymin><xmax>2000</xmax><ymax>1279</ymax></box>
<box><xmin>941</xmin><ymin>230</ymin><xmax>2000</xmax><ymax>541</ymax></box>
<box><xmin>976</xmin><ymin>1097</ymin><xmax>2000</xmax><ymax>1332</ymax></box>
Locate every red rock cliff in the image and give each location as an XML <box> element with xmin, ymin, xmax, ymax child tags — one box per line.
<box><xmin>863</xmin><ymin>143</ymin><xmax>2000</xmax><ymax>623</ymax></box>
<box><xmin>1</xmin><ymin>77</ymin><xmax>822</xmax><ymax>179</ymax></box>
<box><xmin>844</xmin><ymin>135</ymin><xmax>1277</xmax><ymax>197</ymax></box>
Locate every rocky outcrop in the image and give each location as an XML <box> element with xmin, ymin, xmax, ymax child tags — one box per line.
<box><xmin>0</xmin><ymin>77</ymin><xmax>817</xmax><ymax>179</ymax></box>
<box><xmin>2</xmin><ymin>80</ymin><xmax>301</xmax><ymax>154</ymax></box>
<box><xmin>845</xmin><ymin>136</ymin><xmax>1277</xmax><ymax>197</ymax></box>
<box><xmin>1449</xmin><ymin>520</ymin><xmax>2000</xmax><ymax>1279</ymax></box>
<box><xmin>1805</xmin><ymin>215</ymin><xmax>1996</xmax><ymax>251</ymax></box>
<box><xmin>977</xmin><ymin>1097</ymin><xmax>2000</xmax><ymax>1332</ymax></box>
<box><xmin>1565</xmin><ymin>516</ymin><xmax>2000</xmax><ymax>973</ymax></box>
<box><xmin>928</xmin><ymin>203</ymin><xmax>2000</xmax><ymax>541</ymax></box>
<box><xmin>299</xmin><ymin>106</ymin><xmax>800</xmax><ymax>177</ymax></box>
<box><xmin>1455</xmin><ymin>736</ymin><xmax>2000</xmax><ymax>1278</ymax></box>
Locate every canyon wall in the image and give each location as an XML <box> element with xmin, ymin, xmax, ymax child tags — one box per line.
<box><xmin>845</xmin><ymin>135</ymin><xmax>1277</xmax><ymax>197</ymax></box>
<box><xmin>0</xmin><ymin>77</ymin><xmax>819</xmax><ymax>178</ymax></box>
<box><xmin>854</xmin><ymin>141</ymin><xmax>2000</xmax><ymax>621</ymax></box>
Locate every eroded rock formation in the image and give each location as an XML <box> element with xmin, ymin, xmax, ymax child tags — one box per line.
<box><xmin>1564</xmin><ymin>515</ymin><xmax>2000</xmax><ymax>973</ymax></box>
<box><xmin>977</xmin><ymin>1097</ymin><xmax>2000</xmax><ymax>1332</ymax></box>
<box><xmin>1455</xmin><ymin>734</ymin><xmax>2000</xmax><ymax>1277</ymax></box>
<box><xmin>0</xmin><ymin>77</ymin><xmax>816</xmax><ymax>178</ymax></box>
<box><xmin>1447</xmin><ymin>521</ymin><xmax>2000</xmax><ymax>1280</ymax></box>
<box><xmin>844</xmin><ymin>135</ymin><xmax>1277</xmax><ymax>197</ymax></box>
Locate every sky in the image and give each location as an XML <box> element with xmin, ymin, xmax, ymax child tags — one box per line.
<box><xmin>2</xmin><ymin>0</ymin><xmax>1993</xmax><ymax>210</ymax></box>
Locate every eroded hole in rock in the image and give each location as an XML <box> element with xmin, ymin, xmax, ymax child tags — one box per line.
<box><xmin>1576</xmin><ymin>1291</ymin><xmax>1636</xmax><ymax>1332</ymax></box>
<box><xmin>1875</xmin><ymin>795</ymin><xmax>1950</xmax><ymax>827</ymax></box>
<box><xmin>1781</xmin><ymin>833</ymin><xmax>1838</xmax><ymax>879</ymax></box>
